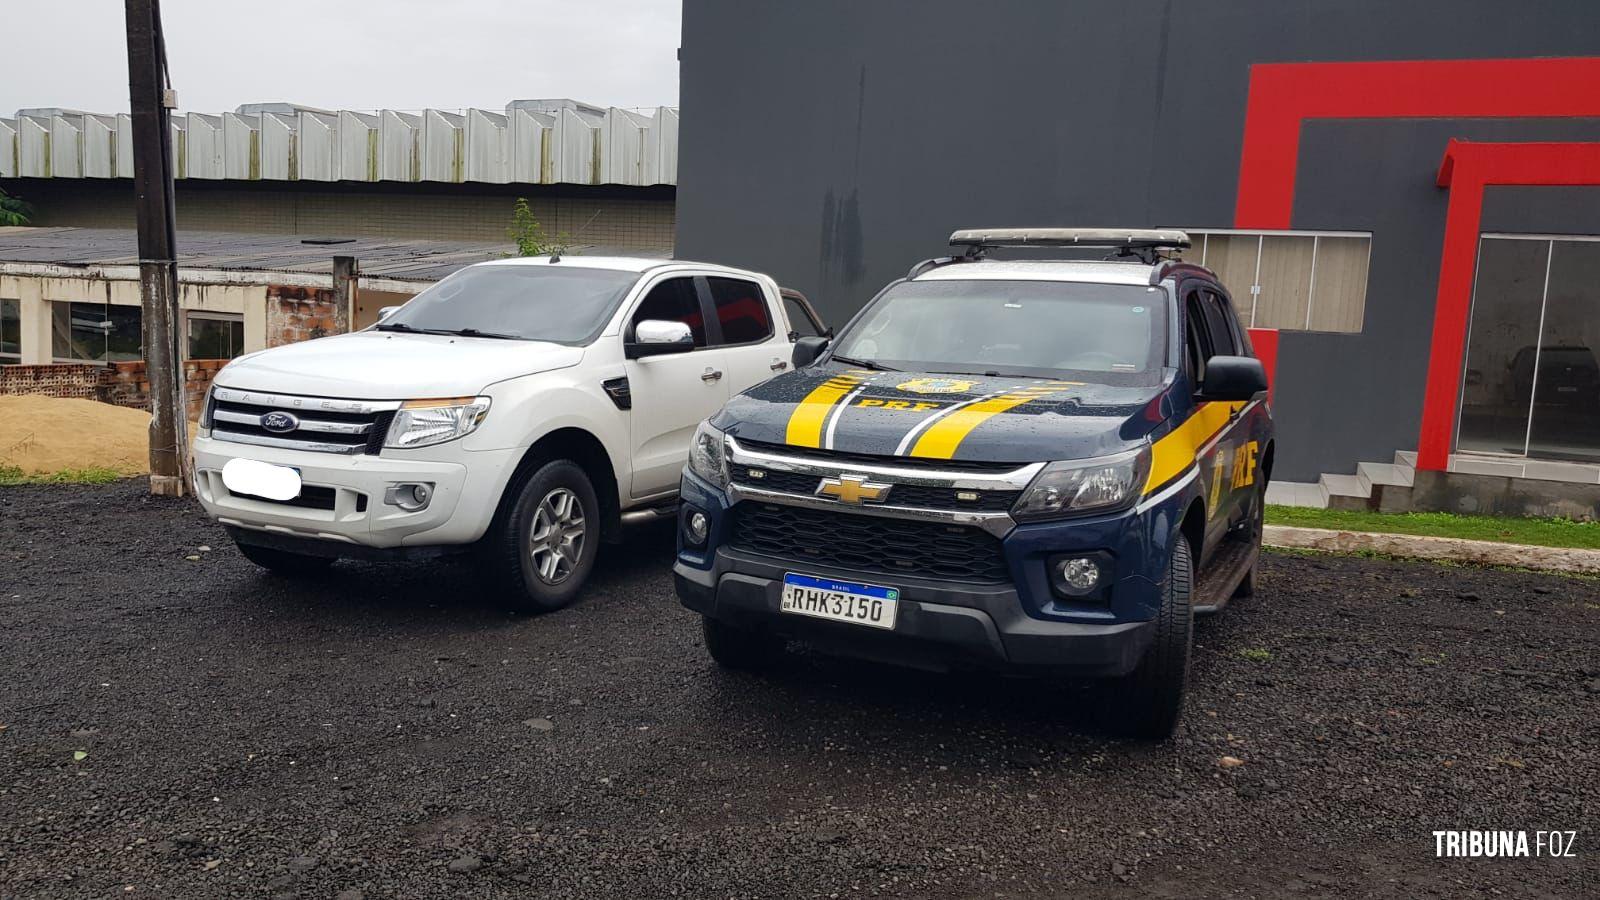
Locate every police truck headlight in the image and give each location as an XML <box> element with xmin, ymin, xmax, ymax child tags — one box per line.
<box><xmin>385</xmin><ymin>396</ymin><xmax>492</xmax><ymax>449</ymax></box>
<box><xmin>1012</xmin><ymin>446</ymin><xmax>1150</xmax><ymax>520</ymax></box>
<box><xmin>687</xmin><ymin>420</ymin><xmax>729</xmax><ymax>488</ymax></box>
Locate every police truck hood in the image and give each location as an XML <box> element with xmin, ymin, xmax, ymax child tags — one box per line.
<box><xmin>714</xmin><ymin>362</ymin><xmax>1169</xmax><ymax>464</ymax></box>
<box><xmin>214</xmin><ymin>330</ymin><xmax>583</xmax><ymax>399</ymax></box>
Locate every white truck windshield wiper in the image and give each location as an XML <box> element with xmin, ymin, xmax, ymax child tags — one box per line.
<box><xmin>374</xmin><ymin>322</ymin><xmax>520</xmax><ymax>340</ymax></box>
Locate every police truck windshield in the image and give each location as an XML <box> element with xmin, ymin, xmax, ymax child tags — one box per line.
<box><xmin>830</xmin><ymin>279</ymin><xmax>1168</xmax><ymax>381</ymax></box>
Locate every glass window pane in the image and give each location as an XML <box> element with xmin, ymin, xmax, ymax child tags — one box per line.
<box><xmin>1308</xmin><ymin>237</ymin><xmax>1370</xmax><ymax>333</ymax></box>
<box><xmin>106</xmin><ymin>305</ymin><xmax>142</xmax><ymax>362</ymax></box>
<box><xmin>51</xmin><ymin>302</ymin><xmax>142</xmax><ymax>362</ymax></box>
<box><xmin>1</xmin><ymin>298</ymin><xmax>20</xmax><ymax>360</ymax></box>
<box><xmin>1254</xmin><ymin>236</ymin><xmax>1314</xmax><ymax>330</ymax></box>
<box><xmin>1526</xmin><ymin>239</ymin><xmax>1600</xmax><ymax>463</ymax></box>
<box><xmin>1203</xmin><ymin>235</ymin><xmax>1260</xmax><ymax>323</ymax></box>
<box><xmin>187</xmin><ymin>316</ymin><xmax>243</xmax><ymax>359</ymax></box>
<box><xmin>707</xmin><ymin>277</ymin><xmax>772</xmax><ymax>344</ymax></box>
<box><xmin>631</xmin><ymin>278</ymin><xmax>707</xmax><ymax>346</ymax></box>
<box><xmin>781</xmin><ymin>295</ymin><xmax>822</xmax><ymax>338</ymax></box>
<box><xmin>1458</xmin><ymin>238</ymin><xmax>1548</xmax><ymax>456</ymax></box>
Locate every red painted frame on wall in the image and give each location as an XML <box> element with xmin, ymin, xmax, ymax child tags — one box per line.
<box><xmin>1417</xmin><ymin>140</ymin><xmax>1600</xmax><ymax>471</ymax></box>
<box><xmin>1232</xmin><ymin>56</ymin><xmax>1600</xmax><ymax>471</ymax></box>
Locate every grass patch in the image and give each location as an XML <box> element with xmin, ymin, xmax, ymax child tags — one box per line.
<box><xmin>1265</xmin><ymin>505</ymin><xmax>1600</xmax><ymax>551</ymax></box>
<box><xmin>1238</xmin><ymin>648</ymin><xmax>1273</xmax><ymax>662</ymax></box>
<box><xmin>0</xmin><ymin>465</ymin><xmax>127</xmax><ymax>486</ymax></box>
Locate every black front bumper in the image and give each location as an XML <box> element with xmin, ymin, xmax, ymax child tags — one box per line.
<box><xmin>675</xmin><ymin>549</ymin><xmax>1154</xmax><ymax>677</ymax></box>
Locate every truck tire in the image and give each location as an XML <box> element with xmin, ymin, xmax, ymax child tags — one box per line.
<box><xmin>1234</xmin><ymin>480</ymin><xmax>1266</xmax><ymax>598</ymax></box>
<box><xmin>1110</xmin><ymin>532</ymin><xmax>1194</xmax><ymax>740</ymax></box>
<box><xmin>235</xmin><ymin>541</ymin><xmax>336</xmax><ymax>576</ymax></box>
<box><xmin>702</xmin><ymin>615</ymin><xmax>786</xmax><ymax>671</ymax></box>
<box><xmin>487</xmin><ymin>459</ymin><xmax>601</xmax><ymax>614</ymax></box>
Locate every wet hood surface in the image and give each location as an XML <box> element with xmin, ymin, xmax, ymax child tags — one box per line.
<box><xmin>715</xmin><ymin>362</ymin><xmax>1171</xmax><ymax>464</ymax></box>
<box><xmin>214</xmin><ymin>330</ymin><xmax>583</xmax><ymax>399</ymax></box>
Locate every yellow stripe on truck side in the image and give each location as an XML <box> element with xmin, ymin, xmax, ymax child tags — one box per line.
<box><xmin>1142</xmin><ymin>401</ymin><xmax>1246</xmax><ymax>494</ymax></box>
<box><xmin>784</xmin><ymin>370</ymin><xmax>872</xmax><ymax>448</ymax></box>
<box><xmin>907</xmin><ymin>381</ymin><xmax>1082</xmax><ymax>459</ymax></box>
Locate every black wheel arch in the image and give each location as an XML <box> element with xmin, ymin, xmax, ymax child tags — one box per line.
<box><xmin>493</xmin><ymin>428</ymin><xmax>623</xmax><ymax>544</ymax></box>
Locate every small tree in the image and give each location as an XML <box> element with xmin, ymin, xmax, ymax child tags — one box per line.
<box><xmin>0</xmin><ymin>188</ymin><xmax>33</xmax><ymax>226</ymax></box>
<box><xmin>507</xmin><ymin>197</ymin><xmax>571</xmax><ymax>256</ymax></box>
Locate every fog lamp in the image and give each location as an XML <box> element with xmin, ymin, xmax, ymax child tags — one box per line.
<box><xmin>684</xmin><ymin>508</ymin><xmax>710</xmax><ymax>547</ymax></box>
<box><xmin>385</xmin><ymin>482</ymin><xmax>434</xmax><ymax>512</ymax></box>
<box><xmin>1047</xmin><ymin>552</ymin><xmax>1110</xmax><ymax>601</ymax></box>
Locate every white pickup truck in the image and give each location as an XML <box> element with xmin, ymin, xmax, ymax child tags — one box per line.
<box><xmin>191</xmin><ymin>255</ymin><xmax>826</xmax><ymax>611</ymax></box>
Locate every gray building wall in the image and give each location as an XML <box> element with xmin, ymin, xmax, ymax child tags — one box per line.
<box><xmin>675</xmin><ymin>0</ymin><xmax>1600</xmax><ymax>481</ymax></box>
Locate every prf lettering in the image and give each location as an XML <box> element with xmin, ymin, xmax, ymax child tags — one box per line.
<box><xmin>1231</xmin><ymin>440</ymin><xmax>1259</xmax><ymax>489</ymax></box>
<box><xmin>855</xmin><ymin>399</ymin><xmax>943</xmax><ymax>412</ymax></box>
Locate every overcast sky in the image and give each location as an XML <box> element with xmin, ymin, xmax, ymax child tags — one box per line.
<box><xmin>3</xmin><ymin>0</ymin><xmax>682</xmax><ymax>115</ymax></box>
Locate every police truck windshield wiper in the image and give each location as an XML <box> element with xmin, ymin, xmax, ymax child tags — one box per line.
<box><xmin>830</xmin><ymin>355</ymin><xmax>899</xmax><ymax>371</ymax></box>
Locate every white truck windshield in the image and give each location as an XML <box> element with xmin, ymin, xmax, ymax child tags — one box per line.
<box><xmin>379</xmin><ymin>265</ymin><xmax>641</xmax><ymax>344</ymax></box>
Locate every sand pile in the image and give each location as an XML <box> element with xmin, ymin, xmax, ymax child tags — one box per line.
<box><xmin>0</xmin><ymin>395</ymin><xmax>153</xmax><ymax>475</ymax></box>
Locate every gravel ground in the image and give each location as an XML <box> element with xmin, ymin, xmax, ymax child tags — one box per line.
<box><xmin>1</xmin><ymin>480</ymin><xmax>1596</xmax><ymax>899</ymax></box>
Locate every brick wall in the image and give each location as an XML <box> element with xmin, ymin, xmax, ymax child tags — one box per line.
<box><xmin>0</xmin><ymin>364</ymin><xmax>104</xmax><ymax>400</ymax></box>
<box><xmin>1</xmin><ymin>360</ymin><xmax>225</xmax><ymax>421</ymax></box>
<box><xmin>266</xmin><ymin>285</ymin><xmax>346</xmax><ymax>347</ymax></box>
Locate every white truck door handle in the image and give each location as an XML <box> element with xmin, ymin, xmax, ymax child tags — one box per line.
<box><xmin>770</xmin><ymin>358</ymin><xmax>788</xmax><ymax>371</ymax></box>
<box><xmin>701</xmin><ymin>368</ymin><xmax>723</xmax><ymax>382</ymax></box>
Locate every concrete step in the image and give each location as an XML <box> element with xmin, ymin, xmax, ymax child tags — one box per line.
<box><xmin>1358</xmin><ymin>461</ymin><xmax>1415</xmax><ymax>488</ymax></box>
<box><xmin>1394</xmin><ymin>450</ymin><xmax>1418</xmax><ymax>467</ymax></box>
<box><xmin>1320</xmin><ymin>472</ymin><xmax>1370</xmax><ymax>499</ymax></box>
<box><xmin>1265</xmin><ymin>480</ymin><xmax>1328</xmax><ymax>508</ymax></box>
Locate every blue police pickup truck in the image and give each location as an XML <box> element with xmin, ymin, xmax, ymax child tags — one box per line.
<box><xmin>673</xmin><ymin>228</ymin><xmax>1274</xmax><ymax>739</ymax></box>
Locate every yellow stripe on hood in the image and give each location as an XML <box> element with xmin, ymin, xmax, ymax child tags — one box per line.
<box><xmin>784</xmin><ymin>370</ymin><xmax>872</xmax><ymax>448</ymax></box>
<box><xmin>907</xmin><ymin>381</ymin><xmax>1081</xmax><ymax>459</ymax></box>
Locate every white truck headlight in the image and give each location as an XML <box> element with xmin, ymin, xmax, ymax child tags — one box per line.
<box><xmin>385</xmin><ymin>396</ymin><xmax>492</xmax><ymax>449</ymax></box>
<box><xmin>687</xmin><ymin>420</ymin><xmax>729</xmax><ymax>487</ymax></box>
<box><xmin>1012</xmin><ymin>446</ymin><xmax>1151</xmax><ymax>520</ymax></box>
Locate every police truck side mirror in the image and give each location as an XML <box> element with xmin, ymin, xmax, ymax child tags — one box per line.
<box><xmin>1198</xmin><ymin>356</ymin><xmax>1269</xmax><ymax>402</ymax></box>
<box><xmin>792</xmin><ymin>336</ymin><xmax>830</xmax><ymax>368</ymax></box>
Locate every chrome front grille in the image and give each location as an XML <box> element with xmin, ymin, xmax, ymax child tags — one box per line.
<box><xmin>206</xmin><ymin>386</ymin><xmax>400</xmax><ymax>455</ymax></box>
<box><xmin>724</xmin><ymin>436</ymin><xmax>1043</xmax><ymax>538</ymax></box>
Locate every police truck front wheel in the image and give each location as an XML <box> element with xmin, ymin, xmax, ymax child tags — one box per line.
<box><xmin>702</xmin><ymin>616</ymin><xmax>785</xmax><ymax>671</ymax></box>
<box><xmin>1110</xmin><ymin>532</ymin><xmax>1194</xmax><ymax>740</ymax></box>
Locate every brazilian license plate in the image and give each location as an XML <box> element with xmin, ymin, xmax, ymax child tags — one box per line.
<box><xmin>780</xmin><ymin>573</ymin><xmax>899</xmax><ymax>630</ymax></box>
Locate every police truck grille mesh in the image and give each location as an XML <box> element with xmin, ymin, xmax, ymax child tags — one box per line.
<box><xmin>736</xmin><ymin>439</ymin><xmax>1022</xmax><ymax>473</ymax></box>
<box><xmin>729</xmin><ymin>503</ymin><xmax>1010</xmax><ymax>583</ymax></box>
<box><xmin>733</xmin><ymin>468</ymin><xmax>1020</xmax><ymax>511</ymax></box>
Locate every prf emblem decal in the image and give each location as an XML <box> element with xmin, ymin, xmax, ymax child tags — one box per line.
<box><xmin>896</xmin><ymin>377</ymin><xmax>978</xmax><ymax>395</ymax></box>
<box><xmin>816</xmin><ymin>474</ymin><xmax>892</xmax><ymax>505</ymax></box>
<box><xmin>1231</xmin><ymin>440</ymin><xmax>1260</xmax><ymax>489</ymax></box>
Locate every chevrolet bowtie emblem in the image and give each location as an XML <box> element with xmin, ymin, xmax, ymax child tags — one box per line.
<box><xmin>816</xmin><ymin>473</ymin><xmax>892</xmax><ymax>505</ymax></box>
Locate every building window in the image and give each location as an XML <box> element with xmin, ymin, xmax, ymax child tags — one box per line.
<box><xmin>1458</xmin><ymin>234</ymin><xmax>1600</xmax><ymax>464</ymax></box>
<box><xmin>1178</xmin><ymin>231</ymin><xmax>1371</xmax><ymax>333</ymax></box>
<box><xmin>1</xmin><ymin>299</ymin><xmax>20</xmax><ymax>365</ymax></box>
<box><xmin>52</xmin><ymin>302</ymin><xmax>143</xmax><ymax>362</ymax></box>
<box><xmin>187</xmin><ymin>312</ymin><xmax>245</xmax><ymax>359</ymax></box>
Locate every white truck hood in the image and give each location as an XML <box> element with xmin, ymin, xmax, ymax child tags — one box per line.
<box><xmin>214</xmin><ymin>331</ymin><xmax>584</xmax><ymax>399</ymax></box>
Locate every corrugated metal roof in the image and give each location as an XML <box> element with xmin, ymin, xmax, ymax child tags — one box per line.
<box><xmin>0</xmin><ymin>99</ymin><xmax>677</xmax><ymax>187</ymax></box>
<box><xmin>0</xmin><ymin>226</ymin><xmax>669</xmax><ymax>284</ymax></box>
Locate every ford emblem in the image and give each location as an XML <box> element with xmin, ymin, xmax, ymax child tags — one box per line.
<box><xmin>260</xmin><ymin>411</ymin><xmax>300</xmax><ymax>434</ymax></box>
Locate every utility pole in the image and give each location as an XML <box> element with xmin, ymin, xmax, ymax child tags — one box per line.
<box><xmin>124</xmin><ymin>0</ymin><xmax>188</xmax><ymax>496</ymax></box>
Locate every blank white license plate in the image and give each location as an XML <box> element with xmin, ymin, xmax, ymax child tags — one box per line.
<box><xmin>221</xmin><ymin>458</ymin><xmax>302</xmax><ymax>501</ymax></box>
<box><xmin>780</xmin><ymin>573</ymin><xmax>899</xmax><ymax>630</ymax></box>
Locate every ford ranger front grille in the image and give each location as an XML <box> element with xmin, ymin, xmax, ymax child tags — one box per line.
<box><xmin>207</xmin><ymin>387</ymin><xmax>400</xmax><ymax>455</ymax></box>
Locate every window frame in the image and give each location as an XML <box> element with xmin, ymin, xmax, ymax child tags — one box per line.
<box><xmin>624</xmin><ymin>273</ymin><xmax>716</xmax><ymax>351</ymax></box>
<box><xmin>183</xmin><ymin>310</ymin><xmax>246</xmax><ymax>360</ymax></box>
<box><xmin>1181</xmin><ymin>228</ymin><xmax>1372</xmax><ymax>334</ymax></box>
<box><xmin>700</xmin><ymin>275</ymin><xmax>775</xmax><ymax>348</ymax></box>
<box><xmin>0</xmin><ymin>298</ymin><xmax>20</xmax><ymax>364</ymax></box>
<box><xmin>778</xmin><ymin>288</ymin><xmax>828</xmax><ymax>341</ymax></box>
<box><xmin>51</xmin><ymin>300</ymin><xmax>143</xmax><ymax>364</ymax></box>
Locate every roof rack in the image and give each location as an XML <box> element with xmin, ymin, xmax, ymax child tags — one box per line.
<box><xmin>948</xmin><ymin>227</ymin><xmax>1190</xmax><ymax>264</ymax></box>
